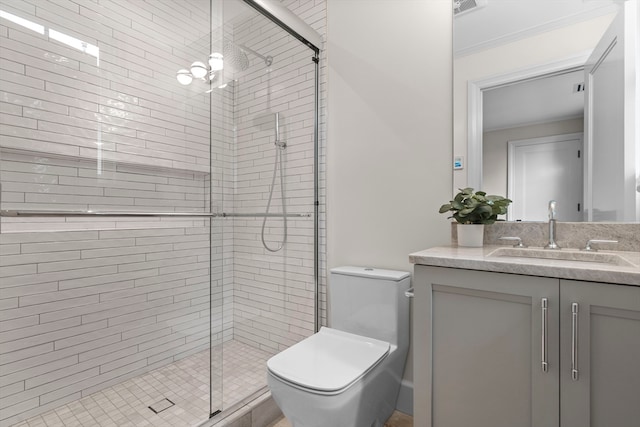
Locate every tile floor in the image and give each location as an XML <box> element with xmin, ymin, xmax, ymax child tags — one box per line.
<box><xmin>12</xmin><ymin>341</ymin><xmax>273</xmax><ymax>427</ymax></box>
<box><xmin>267</xmin><ymin>410</ymin><xmax>414</xmax><ymax>427</ymax></box>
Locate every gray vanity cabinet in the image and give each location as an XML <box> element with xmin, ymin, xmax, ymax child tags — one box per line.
<box><xmin>414</xmin><ymin>266</ymin><xmax>640</xmax><ymax>427</ymax></box>
<box><xmin>559</xmin><ymin>279</ymin><xmax>640</xmax><ymax>427</ymax></box>
<box><xmin>414</xmin><ymin>266</ymin><xmax>560</xmax><ymax>427</ymax></box>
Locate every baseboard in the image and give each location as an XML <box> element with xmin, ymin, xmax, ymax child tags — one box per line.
<box><xmin>395</xmin><ymin>379</ymin><xmax>414</xmax><ymax>416</ymax></box>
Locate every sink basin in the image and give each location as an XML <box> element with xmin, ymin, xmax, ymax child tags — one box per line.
<box><xmin>487</xmin><ymin>247</ymin><xmax>638</xmax><ymax>267</ymax></box>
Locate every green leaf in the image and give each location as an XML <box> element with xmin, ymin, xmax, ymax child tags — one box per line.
<box><xmin>439</xmin><ymin>187</ymin><xmax>512</xmax><ymax>224</ymax></box>
<box><xmin>439</xmin><ymin>204</ymin><xmax>452</xmax><ymax>213</ymax></box>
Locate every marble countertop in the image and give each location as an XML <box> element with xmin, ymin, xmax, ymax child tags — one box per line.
<box><xmin>409</xmin><ymin>246</ymin><xmax>640</xmax><ymax>286</ymax></box>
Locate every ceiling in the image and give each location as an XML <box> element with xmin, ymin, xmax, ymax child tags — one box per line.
<box><xmin>482</xmin><ymin>70</ymin><xmax>585</xmax><ymax>132</ymax></box>
<box><xmin>454</xmin><ymin>0</ymin><xmax>620</xmax><ymax>131</ymax></box>
<box><xmin>454</xmin><ymin>0</ymin><xmax>619</xmax><ymax>56</ymax></box>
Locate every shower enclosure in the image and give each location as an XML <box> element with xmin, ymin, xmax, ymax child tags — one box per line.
<box><xmin>0</xmin><ymin>0</ymin><xmax>321</xmax><ymax>425</ymax></box>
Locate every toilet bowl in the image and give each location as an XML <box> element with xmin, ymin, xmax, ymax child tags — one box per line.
<box><xmin>267</xmin><ymin>266</ymin><xmax>411</xmax><ymax>427</ymax></box>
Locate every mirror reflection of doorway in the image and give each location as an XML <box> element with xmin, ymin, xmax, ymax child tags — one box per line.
<box><xmin>481</xmin><ymin>69</ymin><xmax>586</xmax><ymax>222</ymax></box>
<box><xmin>464</xmin><ymin>1</ymin><xmax>638</xmax><ymax>222</ymax></box>
<box><xmin>507</xmin><ymin>133</ymin><xmax>584</xmax><ymax>222</ymax></box>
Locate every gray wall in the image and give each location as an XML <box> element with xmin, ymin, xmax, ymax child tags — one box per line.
<box><xmin>326</xmin><ymin>0</ymin><xmax>453</xmax><ymax>412</ymax></box>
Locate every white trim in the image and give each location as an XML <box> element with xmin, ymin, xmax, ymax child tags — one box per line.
<box><xmin>466</xmin><ymin>79</ymin><xmax>483</xmax><ymax>190</ymax></box>
<box><xmin>454</xmin><ymin>4</ymin><xmax>619</xmax><ymax>58</ymax></box>
<box><xmin>583</xmin><ymin>0</ymin><xmax>638</xmax><ymax>222</ymax></box>
<box><xmin>395</xmin><ymin>379</ymin><xmax>413</xmax><ymax>415</ymax></box>
<box><xmin>485</xmin><ymin>113</ymin><xmax>584</xmax><ymax>133</ymax></box>
<box><xmin>466</xmin><ymin>52</ymin><xmax>591</xmax><ymax>191</ymax></box>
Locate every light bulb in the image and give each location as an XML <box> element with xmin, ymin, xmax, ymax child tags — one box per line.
<box><xmin>190</xmin><ymin>61</ymin><xmax>208</xmax><ymax>79</ymax></box>
<box><xmin>208</xmin><ymin>53</ymin><xmax>224</xmax><ymax>71</ymax></box>
<box><xmin>176</xmin><ymin>69</ymin><xmax>193</xmax><ymax>85</ymax></box>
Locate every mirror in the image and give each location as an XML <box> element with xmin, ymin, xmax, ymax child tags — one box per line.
<box><xmin>453</xmin><ymin>0</ymin><xmax>639</xmax><ymax>222</ymax></box>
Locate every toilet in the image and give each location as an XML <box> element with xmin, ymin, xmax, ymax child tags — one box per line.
<box><xmin>267</xmin><ymin>266</ymin><xmax>411</xmax><ymax>427</ymax></box>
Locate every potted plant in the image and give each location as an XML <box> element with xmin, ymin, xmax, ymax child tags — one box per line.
<box><xmin>439</xmin><ymin>188</ymin><xmax>512</xmax><ymax>247</ymax></box>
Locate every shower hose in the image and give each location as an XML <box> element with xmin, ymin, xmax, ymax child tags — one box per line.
<box><xmin>261</xmin><ymin>144</ymin><xmax>287</xmax><ymax>252</ymax></box>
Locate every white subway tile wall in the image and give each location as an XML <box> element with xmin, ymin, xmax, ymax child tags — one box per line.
<box><xmin>0</xmin><ymin>0</ymin><xmax>215</xmax><ymax>174</ymax></box>
<box><xmin>0</xmin><ymin>0</ymin><xmax>327</xmax><ymax>425</ymax></box>
<box><xmin>0</xmin><ymin>151</ymin><xmax>211</xmax><ymax>218</ymax></box>
<box><xmin>227</xmin><ymin>3</ymin><xmax>318</xmax><ymax>353</ymax></box>
<box><xmin>0</xmin><ymin>0</ymin><xmax>220</xmax><ymax>424</ymax></box>
<box><xmin>0</xmin><ymin>223</ymin><xmax>221</xmax><ymax>426</ymax></box>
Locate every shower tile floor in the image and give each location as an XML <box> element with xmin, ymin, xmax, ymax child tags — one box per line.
<box><xmin>12</xmin><ymin>341</ymin><xmax>273</xmax><ymax>427</ymax></box>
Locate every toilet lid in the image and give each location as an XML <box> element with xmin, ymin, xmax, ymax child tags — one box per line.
<box><xmin>267</xmin><ymin>327</ymin><xmax>390</xmax><ymax>393</ymax></box>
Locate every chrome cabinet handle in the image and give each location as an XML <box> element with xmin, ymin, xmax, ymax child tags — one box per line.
<box><xmin>541</xmin><ymin>298</ymin><xmax>548</xmax><ymax>373</ymax></box>
<box><xmin>571</xmin><ymin>302</ymin><xmax>579</xmax><ymax>381</ymax></box>
<box><xmin>404</xmin><ymin>288</ymin><xmax>414</xmax><ymax>298</ymax></box>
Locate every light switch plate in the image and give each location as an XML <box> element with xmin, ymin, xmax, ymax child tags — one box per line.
<box><xmin>454</xmin><ymin>156</ymin><xmax>464</xmax><ymax>170</ymax></box>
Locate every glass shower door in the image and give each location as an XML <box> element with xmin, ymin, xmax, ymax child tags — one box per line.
<box><xmin>211</xmin><ymin>0</ymin><xmax>319</xmax><ymax>413</ymax></box>
<box><xmin>0</xmin><ymin>0</ymin><xmax>222</xmax><ymax>425</ymax></box>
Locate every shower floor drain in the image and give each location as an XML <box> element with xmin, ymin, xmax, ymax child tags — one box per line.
<box><xmin>148</xmin><ymin>398</ymin><xmax>175</xmax><ymax>414</ymax></box>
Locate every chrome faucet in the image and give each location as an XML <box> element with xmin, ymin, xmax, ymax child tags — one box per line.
<box><xmin>544</xmin><ymin>200</ymin><xmax>561</xmax><ymax>250</ymax></box>
<box><xmin>582</xmin><ymin>239</ymin><xmax>618</xmax><ymax>252</ymax></box>
<box><xmin>499</xmin><ymin>236</ymin><xmax>527</xmax><ymax>248</ymax></box>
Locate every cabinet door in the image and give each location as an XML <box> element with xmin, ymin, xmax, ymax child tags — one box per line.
<box><xmin>560</xmin><ymin>280</ymin><xmax>640</xmax><ymax>427</ymax></box>
<box><xmin>414</xmin><ymin>266</ymin><xmax>559</xmax><ymax>427</ymax></box>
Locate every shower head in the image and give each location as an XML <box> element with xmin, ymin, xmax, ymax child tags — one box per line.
<box><xmin>223</xmin><ymin>41</ymin><xmax>273</xmax><ymax>71</ymax></box>
<box><xmin>223</xmin><ymin>41</ymin><xmax>250</xmax><ymax>71</ymax></box>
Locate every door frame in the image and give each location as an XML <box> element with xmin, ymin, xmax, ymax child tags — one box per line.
<box><xmin>466</xmin><ymin>53</ymin><xmax>590</xmax><ymax>191</ymax></box>
<box><xmin>507</xmin><ymin>132</ymin><xmax>584</xmax><ymax>221</ymax></box>
<box><xmin>583</xmin><ymin>0</ymin><xmax>638</xmax><ymax>222</ymax></box>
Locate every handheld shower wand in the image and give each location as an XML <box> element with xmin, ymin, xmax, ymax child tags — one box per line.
<box><xmin>274</xmin><ymin>112</ymin><xmax>286</xmax><ymax>149</ymax></box>
<box><xmin>261</xmin><ymin>112</ymin><xmax>287</xmax><ymax>252</ymax></box>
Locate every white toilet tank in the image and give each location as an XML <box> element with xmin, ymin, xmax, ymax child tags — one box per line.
<box><xmin>329</xmin><ymin>267</ymin><xmax>411</xmax><ymax>348</ymax></box>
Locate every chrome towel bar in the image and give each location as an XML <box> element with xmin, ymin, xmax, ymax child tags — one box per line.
<box><xmin>0</xmin><ymin>210</ymin><xmax>311</xmax><ymax>218</ymax></box>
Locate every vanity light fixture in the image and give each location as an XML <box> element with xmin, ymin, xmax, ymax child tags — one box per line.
<box><xmin>209</xmin><ymin>53</ymin><xmax>224</xmax><ymax>71</ymax></box>
<box><xmin>176</xmin><ymin>69</ymin><xmax>193</xmax><ymax>85</ymax></box>
<box><xmin>176</xmin><ymin>53</ymin><xmax>224</xmax><ymax>85</ymax></box>
<box><xmin>190</xmin><ymin>61</ymin><xmax>208</xmax><ymax>79</ymax></box>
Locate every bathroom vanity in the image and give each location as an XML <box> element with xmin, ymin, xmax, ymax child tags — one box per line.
<box><xmin>410</xmin><ymin>246</ymin><xmax>640</xmax><ymax>427</ymax></box>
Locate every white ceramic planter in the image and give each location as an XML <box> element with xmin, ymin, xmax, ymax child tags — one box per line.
<box><xmin>457</xmin><ymin>224</ymin><xmax>485</xmax><ymax>247</ymax></box>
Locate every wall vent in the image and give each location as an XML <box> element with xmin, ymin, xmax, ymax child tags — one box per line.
<box><xmin>454</xmin><ymin>0</ymin><xmax>488</xmax><ymax>16</ymax></box>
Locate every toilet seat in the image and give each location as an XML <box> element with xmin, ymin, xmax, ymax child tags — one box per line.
<box><xmin>267</xmin><ymin>327</ymin><xmax>390</xmax><ymax>394</ymax></box>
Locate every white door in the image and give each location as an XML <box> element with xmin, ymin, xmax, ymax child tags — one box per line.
<box><xmin>584</xmin><ymin>0</ymin><xmax>638</xmax><ymax>221</ymax></box>
<box><xmin>508</xmin><ymin>133</ymin><xmax>583</xmax><ymax>222</ymax></box>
